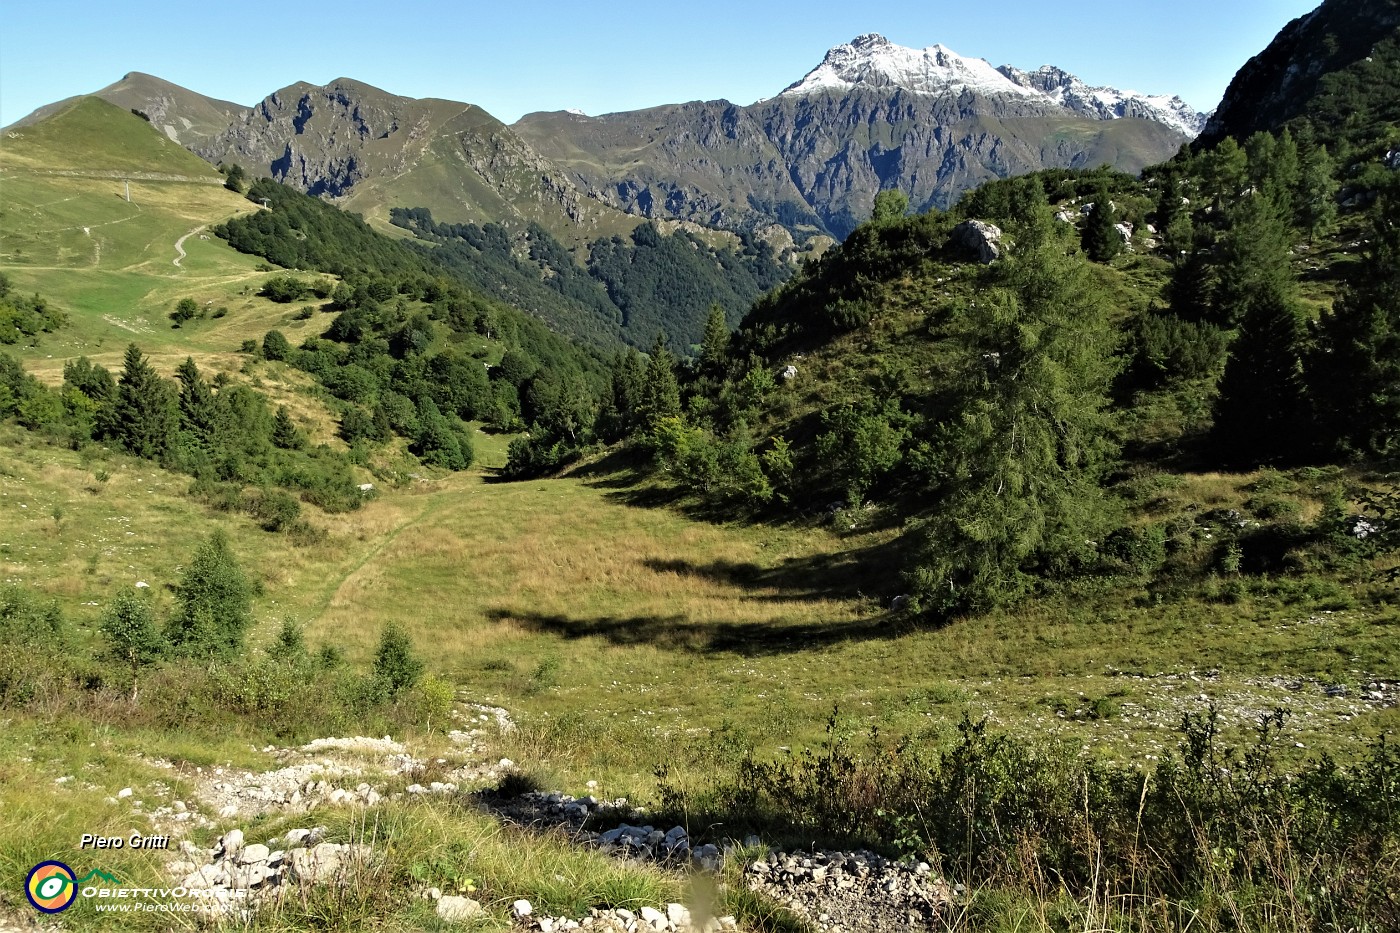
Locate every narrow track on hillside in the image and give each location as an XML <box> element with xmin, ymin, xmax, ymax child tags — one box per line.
<box><xmin>173</xmin><ymin>224</ymin><xmax>206</xmax><ymax>266</ymax></box>
<box><xmin>314</xmin><ymin>493</ymin><xmax>448</xmax><ymax>621</ymax></box>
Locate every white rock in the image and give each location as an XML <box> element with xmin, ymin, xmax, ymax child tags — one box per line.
<box><xmin>117</xmin><ymin>787</ymin><xmax>133</xmax><ymax>798</ymax></box>
<box><xmin>436</xmin><ymin>895</ymin><xmax>482</xmax><ymax>923</ymax></box>
<box><xmin>512</xmin><ymin>898</ymin><xmax>533</xmax><ymax>918</ymax></box>
<box><xmin>237</xmin><ymin>843</ymin><xmax>271</xmax><ymax>865</ymax></box>
<box><xmin>219</xmin><ymin>829</ymin><xmax>245</xmax><ymax>855</ymax></box>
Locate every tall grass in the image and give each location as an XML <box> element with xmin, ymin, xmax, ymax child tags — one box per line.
<box><xmin>655</xmin><ymin>707</ymin><xmax>1400</xmax><ymax>932</ymax></box>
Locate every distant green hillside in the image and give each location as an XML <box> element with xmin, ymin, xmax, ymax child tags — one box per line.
<box><xmin>0</xmin><ymin>98</ymin><xmax>274</xmax><ymax>378</ymax></box>
<box><xmin>391</xmin><ymin>207</ymin><xmax>788</xmax><ymax>349</ymax></box>
<box><xmin>1</xmin><ymin>96</ymin><xmax>224</xmax><ymax>177</ymax></box>
<box><xmin>8</xmin><ymin>71</ymin><xmax>249</xmax><ymax>148</ymax></box>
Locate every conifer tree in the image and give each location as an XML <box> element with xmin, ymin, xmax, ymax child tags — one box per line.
<box><xmin>699</xmin><ymin>304</ymin><xmax>730</xmax><ymax>375</ymax></box>
<box><xmin>166</xmin><ymin>529</ymin><xmax>253</xmax><ymax>658</ymax></box>
<box><xmin>913</xmin><ymin>198</ymin><xmax>1119</xmax><ymax>614</ymax></box>
<box><xmin>372</xmin><ymin>622</ymin><xmax>423</xmax><ymax>696</ymax></box>
<box><xmin>271</xmin><ymin>405</ymin><xmax>304</xmax><ymax>449</ymax></box>
<box><xmin>600</xmin><ymin>349</ymin><xmax>647</xmax><ymax>440</ymax></box>
<box><xmin>639</xmin><ymin>334</ymin><xmax>682</xmax><ymax>432</ymax></box>
<box><xmin>1210</xmin><ymin>291</ymin><xmax>1309</xmax><ymax>467</ymax></box>
<box><xmin>1155</xmin><ymin>174</ymin><xmax>1192</xmax><ymax>264</ymax></box>
<box><xmin>1296</xmin><ymin>142</ymin><xmax>1339</xmax><ymax>243</ymax></box>
<box><xmin>1307</xmin><ymin>185</ymin><xmax>1400</xmax><ymax>457</ymax></box>
<box><xmin>1202</xmin><ymin>136</ymin><xmax>1249</xmax><ymax>211</ymax></box>
<box><xmin>175</xmin><ymin>357</ymin><xmax>218</xmax><ymax>440</ymax></box>
<box><xmin>1081</xmin><ymin>184</ymin><xmax>1123</xmax><ymax>262</ymax></box>
<box><xmin>1212</xmin><ymin>195</ymin><xmax>1294</xmax><ymax>326</ymax></box>
<box><xmin>113</xmin><ymin>344</ymin><xmax>176</xmax><ymax>459</ymax></box>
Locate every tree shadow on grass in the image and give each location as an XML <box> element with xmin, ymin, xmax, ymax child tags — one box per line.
<box><xmin>640</xmin><ymin>533</ymin><xmax>910</xmax><ymax>604</ymax></box>
<box><xmin>485</xmin><ymin>606</ymin><xmax>915</xmax><ymax>657</ymax></box>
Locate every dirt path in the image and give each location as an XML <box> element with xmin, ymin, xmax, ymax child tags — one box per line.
<box><xmin>173</xmin><ymin>224</ymin><xmax>205</xmax><ymax>267</ymax></box>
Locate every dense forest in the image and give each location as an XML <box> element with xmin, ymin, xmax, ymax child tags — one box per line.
<box><xmin>389</xmin><ymin>207</ymin><xmax>789</xmax><ymax>350</ymax></box>
<box><xmin>500</xmin><ymin>126</ymin><xmax>1400</xmax><ymax>615</ymax></box>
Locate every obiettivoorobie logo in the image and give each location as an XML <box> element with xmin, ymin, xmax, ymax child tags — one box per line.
<box><xmin>26</xmin><ymin>861</ymin><xmax>76</xmax><ymax>913</ymax></box>
<box><xmin>25</xmin><ymin>862</ymin><xmax>122</xmax><ymax>913</ymax></box>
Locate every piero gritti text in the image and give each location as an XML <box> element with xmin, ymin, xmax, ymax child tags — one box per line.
<box><xmin>80</xmin><ymin>832</ymin><xmax>171</xmax><ymax>850</ymax></box>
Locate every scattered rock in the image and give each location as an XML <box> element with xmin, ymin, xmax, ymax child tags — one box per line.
<box><xmin>950</xmin><ymin>220</ymin><xmax>1003</xmax><ymax>263</ymax></box>
<box><xmin>746</xmin><ymin>848</ymin><xmax>953</xmax><ymax>932</ymax></box>
<box><xmin>436</xmin><ymin>894</ymin><xmax>483</xmax><ymax>923</ymax></box>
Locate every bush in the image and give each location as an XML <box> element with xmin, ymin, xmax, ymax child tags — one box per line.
<box><xmin>260</xmin><ymin>275</ymin><xmax>312</xmax><ymax>303</ymax></box>
<box><xmin>169</xmin><ymin>298</ymin><xmax>199</xmax><ymax>326</ymax></box>
<box><xmin>262</xmin><ymin>330</ymin><xmax>293</xmax><ymax>362</ymax></box>
<box><xmin>165</xmin><ymin>530</ymin><xmax>252</xmax><ymax>659</ymax></box>
<box><xmin>1101</xmin><ymin>524</ymin><xmax>1168</xmax><ymax>575</ymax></box>
<box><xmin>247</xmin><ymin>488</ymin><xmax>302</xmax><ymax>531</ymax></box>
<box><xmin>1128</xmin><ymin>312</ymin><xmax>1230</xmax><ymax>387</ymax></box>
<box><xmin>372</xmin><ymin>623</ymin><xmax>424</xmax><ymax>696</ymax></box>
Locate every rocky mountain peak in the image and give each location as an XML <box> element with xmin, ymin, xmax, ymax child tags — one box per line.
<box><xmin>779</xmin><ymin>35</ymin><xmax>1029</xmax><ymax>99</ymax></box>
<box><xmin>777</xmin><ymin>35</ymin><xmax>1205</xmax><ymax>136</ymax></box>
<box><xmin>998</xmin><ymin>62</ymin><xmax>1207</xmax><ymax>136</ymax></box>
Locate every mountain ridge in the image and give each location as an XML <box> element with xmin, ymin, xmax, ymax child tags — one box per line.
<box><xmin>8</xmin><ymin>33</ymin><xmax>1201</xmax><ymax>244</ymax></box>
<box><xmin>1200</xmin><ymin>0</ymin><xmax>1400</xmax><ymax>147</ymax></box>
<box><xmin>775</xmin><ymin>34</ymin><xmax>1206</xmax><ymax>135</ymax></box>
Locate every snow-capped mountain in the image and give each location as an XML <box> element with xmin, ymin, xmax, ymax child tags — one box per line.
<box><xmin>779</xmin><ymin>34</ymin><xmax>1206</xmax><ymax>137</ymax></box>
<box><xmin>777</xmin><ymin>34</ymin><xmax>1038</xmax><ymax>100</ymax></box>
<box><xmin>997</xmin><ymin>64</ymin><xmax>1207</xmax><ymax>136</ymax></box>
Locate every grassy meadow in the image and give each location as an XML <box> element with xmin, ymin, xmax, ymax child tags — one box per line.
<box><xmin>2</xmin><ymin>95</ymin><xmax>1397</xmax><ymax>931</ymax></box>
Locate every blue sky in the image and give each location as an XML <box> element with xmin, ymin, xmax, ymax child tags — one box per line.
<box><xmin>1</xmin><ymin>0</ymin><xmax>1320</xmax><ymax>127</ymax></box>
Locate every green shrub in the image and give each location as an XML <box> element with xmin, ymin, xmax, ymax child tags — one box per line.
<box><xmin>372</xmin><ymin>623</ymin><xmax>424</xmax><ymax>696</ymax></box>
<box><xmin>247</xmin><ymin>488</ymin><xmax>302</xmax><ymax>531</ymax></box>
<box><xmin>260</xmin><ymin>275</ymin><xmax>312</xmax><ymax>303</ymax></box>
<box><xmin>1101</xmin><ymin>524</ymin><xmax>1168</xmax><ymax>575</ymax></box>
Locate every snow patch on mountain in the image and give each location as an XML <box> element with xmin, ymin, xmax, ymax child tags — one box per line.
<box><xmin>997</xmin><ymin>64</ymin><xmax>1207</xmax><ymax>136</ymax></box>
<box><xmin>780</xmin><ymin>34</ymin><xmax>1037</xmax><ymax>100</ymax></box>
<box><xmin>778</xmin><ymin>34</ymin><xmax>1205</xmax><ymax>137</ymax></box>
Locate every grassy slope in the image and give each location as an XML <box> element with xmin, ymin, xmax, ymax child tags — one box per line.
<box><xmin>0</xmin><ymin>97</ymin><xmax>349</xmax><ymax>383</ymax></box>
<box><xmin>2</xmin><ymin>96</ymin><xmax>1397</xmax><ymax>931</ymax></box>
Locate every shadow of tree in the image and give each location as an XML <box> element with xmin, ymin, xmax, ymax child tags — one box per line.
<box><xmin>485</xmin><ymin>606</ymin><xmax>915</xmax><ymax>657</ymax></box>
<box><xmin>639</xmin><ymin>531</ymin><xmax>909</xmax><ymax>604</ymax></box>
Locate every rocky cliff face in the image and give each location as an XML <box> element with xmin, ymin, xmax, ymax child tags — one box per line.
<box><xmin>1200</xmin><ymin>0</ymin><xmax>1400</xmax><ymax>147</ymax></box>
<box><xmin>516</xmin><ymin>35</ymin><xmax>1199</xmax><ymax>239</ymax></box>
<box><xmin>15</xmin><ymin>34</ymin><xmax>1203</xmax><ymax>245</ymax></box>
<box><xmin>197</xmin><ymin>79</ymin><xmax>638</xmax><ymax>246</ymax></box>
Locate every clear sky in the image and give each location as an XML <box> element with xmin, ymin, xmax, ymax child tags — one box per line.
<box><xmin>1</xmin><ymin>0</ymin><xmax>1321</xmax><ymax>127</ymax></box>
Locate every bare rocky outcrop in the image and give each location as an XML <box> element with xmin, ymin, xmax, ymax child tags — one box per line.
<box><xmin>950</xmin><ymin>220</ymin><xmax>1003</xmax><ymax>263</ymax></box>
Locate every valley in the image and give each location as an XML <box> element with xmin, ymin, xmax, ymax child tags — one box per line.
<box><xmin>3</xmin><ymin>1</ymin><xmax>1400</xmax><ymax>930</ymax></box>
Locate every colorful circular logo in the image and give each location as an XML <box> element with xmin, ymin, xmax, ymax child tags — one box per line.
<box><xmin>26</xmin><ymin>861</ymin><xmax>77</xmax><ymax>913</ymax></box>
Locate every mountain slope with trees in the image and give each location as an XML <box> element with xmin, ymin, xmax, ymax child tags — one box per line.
<box><xmin>1201</xmin><ymin>0</ymin><xmax>1400</xmax><ymax>152</ymax></box>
